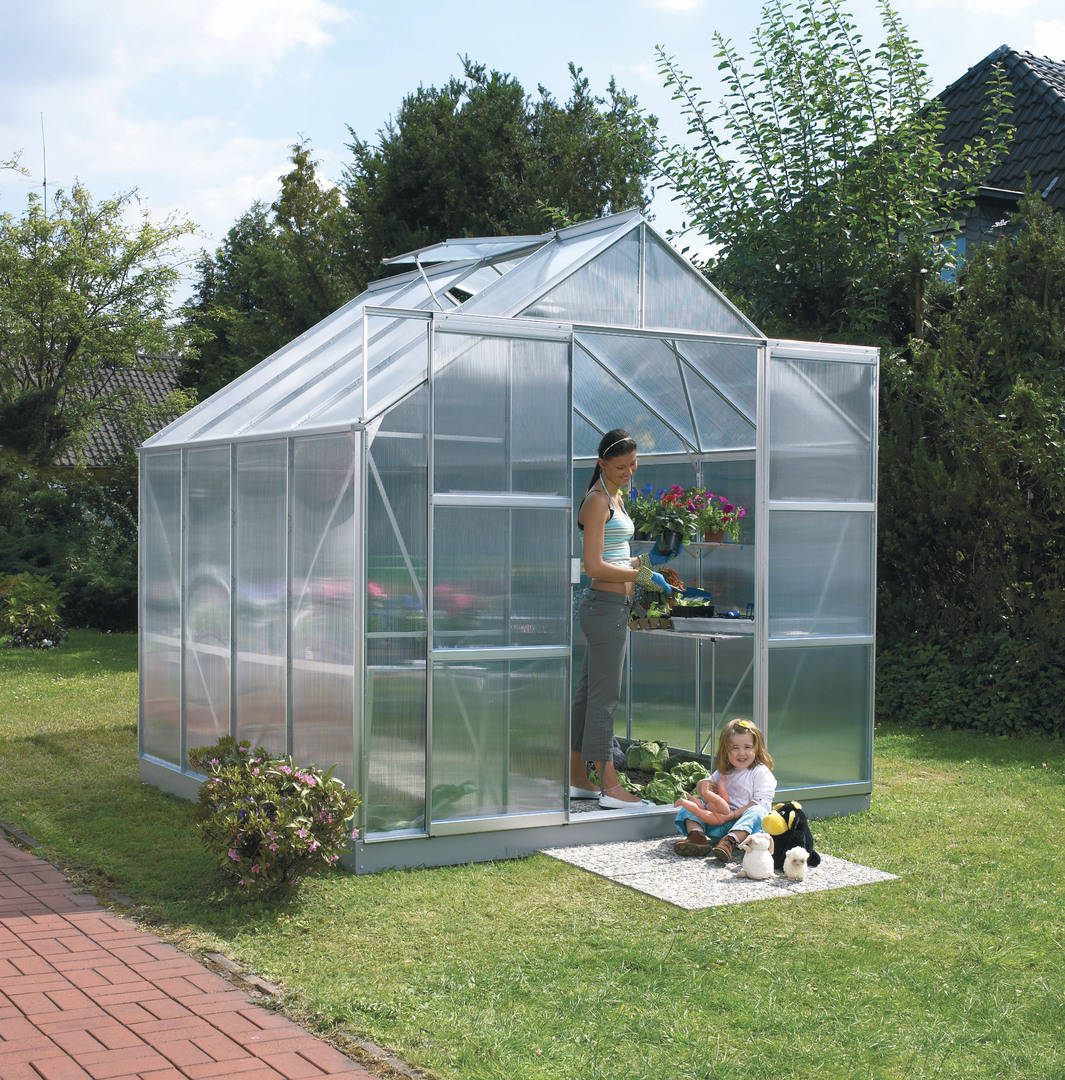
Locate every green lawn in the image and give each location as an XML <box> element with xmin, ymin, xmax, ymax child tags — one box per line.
<box><xmin>1</xmin><ymin>630</ymin><xmax>1062</xmax><ymax>1080</ymax></box>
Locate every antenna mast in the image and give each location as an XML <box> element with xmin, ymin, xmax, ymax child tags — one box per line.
<box><xmin>40</xmin><ymin>113</ymin><xmax>47</xmax><ymax>214</ymax></box>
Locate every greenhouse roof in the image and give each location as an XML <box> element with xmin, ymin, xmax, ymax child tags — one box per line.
<box><xmin>144</xmin><ymin>212</ymin><xmax>761</xmax><ymax>450</ymax></box>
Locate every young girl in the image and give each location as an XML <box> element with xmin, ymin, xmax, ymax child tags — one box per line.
<box><xmin>672</xmin><ymin>718</ymin><xmax>776</xmax><ymax>860</ymax></box>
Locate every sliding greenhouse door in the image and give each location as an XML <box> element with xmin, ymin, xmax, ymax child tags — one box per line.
<box><xmin>428</xmin><ymin>313</ymin><xmax>573</xmax><ymax>835</ymax></box>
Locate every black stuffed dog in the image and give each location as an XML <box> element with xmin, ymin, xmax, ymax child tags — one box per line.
<box><xmin>761</xmin><ymin>801</ymin><xmax>821</xmax><ymax>872</ymax></box>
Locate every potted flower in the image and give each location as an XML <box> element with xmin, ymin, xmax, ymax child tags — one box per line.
<box><xmin>684</xmin><ymin>487</ymin><xmax>747</xmax><ymax>543</ymax></box>
<box><xmin>626</xmin><ymin>484</ymin><xmax>699</xmax><ymax>555</ymax></box>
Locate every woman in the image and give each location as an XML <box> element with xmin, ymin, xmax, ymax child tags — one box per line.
<box><xmin>570</xmin><ymin>429</ymin><xmax>673</xmax><ymax>809</ymax></box>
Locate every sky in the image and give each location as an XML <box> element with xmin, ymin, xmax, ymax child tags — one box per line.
<box><xmin>2</xmin><ymin>0</ymin><xmax>1064</xmax><ymax>302</ymax></box>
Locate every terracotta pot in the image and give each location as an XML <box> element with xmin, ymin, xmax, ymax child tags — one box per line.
<box><xmin>703</xmin><ymin>528</ymin><xmax>726</xmax><ymax>544</ymax></box>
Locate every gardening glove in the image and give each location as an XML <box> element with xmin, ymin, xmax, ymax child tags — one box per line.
<box><xmin>648</xmin><ymin>536</ymin><xmax>684</xmax><ymax>566</ymax></box>
<box><xmin>635</xmin><ymin>563</ymin><xmax>674</xmax><ymax>595</ymax></box>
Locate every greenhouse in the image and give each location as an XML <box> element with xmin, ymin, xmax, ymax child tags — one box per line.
<box><xmin>138</xmin><ymin>211</ymin><xmax>879</xmax><ymax>872</ymax></box>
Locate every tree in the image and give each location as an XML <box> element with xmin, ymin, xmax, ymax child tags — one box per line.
<box><xmin>877</xmin><ymin>190</ymin><xmax>1065</xmax><ymax>735</ymax></box>
<box><xmin>653</xmin><ymin>0</ymin><xmax>1012</xmax><ymax>343</ymax></box>
<box><xmin>343</xmin><ymin>58</ymin><xmax>657</xmax><ymax>283</ymax></box>
<box><xmin>181</xmin><ymin>143</ymin><xmax>362</xmax><ymax>397</ymax></box>
<box><xmin>0</xmin><ymin>184</ymin><xmax>195</xmax><ymax>464</ymax></box>
<box><xmin>185</xmin><ymin>65</ymin><xmax>657</xmax><ymax>397</ymax></box>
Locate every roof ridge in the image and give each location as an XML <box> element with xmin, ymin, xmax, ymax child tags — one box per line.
<box><xmin>938</xmin><ymin>44</ymin><xmax>1015</xmax><ymax>98</ymax></box>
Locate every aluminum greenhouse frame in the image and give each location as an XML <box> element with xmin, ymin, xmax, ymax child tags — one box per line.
<box><xmin>138</xmin><ymin>211</ymin><xmax>878</xmax><ymax>872</ymax></box>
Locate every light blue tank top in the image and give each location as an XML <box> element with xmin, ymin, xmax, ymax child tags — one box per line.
<box><xmin>599</xmin><ymin>478</ymin><xmax>634</xmax><ymax>566</ymax></box>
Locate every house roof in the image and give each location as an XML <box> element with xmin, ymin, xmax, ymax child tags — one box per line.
<box><xmin>59</xmin><ymin>354</ymin><xmax>183</xmax><ymax>468</ymax></box>
<box><xmin>937</xmin><ymin>45</ymin><xmax>1065</xmax><ymax>212</ymax></box>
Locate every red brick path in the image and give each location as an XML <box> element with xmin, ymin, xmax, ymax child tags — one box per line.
<box><xmin>0</xmin><ymin>839</ymin><xmax>378</xmax><ymax>1080</ymax></box>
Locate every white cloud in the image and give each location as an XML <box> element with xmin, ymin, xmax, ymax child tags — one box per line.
<box><xmin>1027</xmin><ymin>19</ymin><xmax>1065</xmax><ymax>58</ymax></box>
<box><xmin>101</xmin><ymin>0</ymin><xmax>352</xmax><ymax>83</ymax></box>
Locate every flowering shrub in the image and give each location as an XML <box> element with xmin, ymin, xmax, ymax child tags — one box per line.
<box><xmin>187</xmin><ymin>736</ymin><xmax>362</xmax><ymax>895</ymax></box>
<box><xmin>0</xmin><ymin>572</ymin><xmax>65</xmax><ymax>648</ymax></box>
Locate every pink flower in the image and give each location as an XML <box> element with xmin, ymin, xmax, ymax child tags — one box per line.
<box><xmin>228</xmin><ymin>849</ymin><xmax>240</xmax><ymax>861</ymax></box>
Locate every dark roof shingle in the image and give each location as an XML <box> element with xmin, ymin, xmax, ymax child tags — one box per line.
<box><xmin>57</xmin><ymin>354</ymin><xmax>184</xmax><ymax>469</ymax></box>
<box><xmin>937</xmin><ymin>45</ymin><xmax>1065</xmax><ymax>212</ymax></box>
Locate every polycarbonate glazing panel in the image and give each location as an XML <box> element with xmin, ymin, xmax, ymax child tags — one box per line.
<box><xmin>388</xmin><ymin>235</ymin><xmax>547</xmax><ymax>264</ymax></box>
<box><xmin>364</xmin><ymin>664</ymin><xmax>427</xmax><ymax>836</ymax></box>
<box><xmin>682</xmin><ymin>541</ymin><xmax>755</xmax><ymax>614</ymax></box>
<box><xmin>183</xmin><ymin>447</ymin><xmax>231</xmax><ymax>758</ymax></box>
<box><xmin>573</xmin><ymin>340</ymin><xmax>686</xmax><ymax>455</ymax></box>
<box><xmin>147</xmin><ymin>297</ymin><xmax>369</xmax><ymax>446</ymax></box>
<box><xmin>700</xmin><ymin>457</ymin><xmax>756</xmax><ymax>550</ymax></box>
<box><xmin>768</xmin><ymin>511</ymin><xmax>875</xmax><ymax>637</ymax></box>
<box><xmin>643</xmin><ymin>233</ymin><xmax>758</xmax><ymax>336</ymax></box>
<box><xmin>675</xmin><ymin>339</ymin><xmax>758</xmax><ymax>439</ymax></box>
<box><xmin>521</xmin><ymin>230</ymin><xmax>640</xmax><ymax>326</ymax></box>
<box><xmin>430</xmin><ymin>657</ymin><xmax>568</xmax><ymax>822</ymax></box>
<box><xmin>769</xmin><ymin>355</ymin><xmax>875</xmax><ymax>502</ymax></box>
<box><xmin>140</xmin><ymin>452</ymin><xmax>182</xmax><ymax>764</ymax></box>
<box><xmin>365</xmin><ymin>389</ymin><xmax>429</xmax><ymax>837</ymax></box>
<box><xmin>573</xmin><ymin>414</ymin><xmax>603</xmax><ymax>459</ymax></box>
<box><xmin>312</xmin><ymin>316</ymin><xmax>431</xmax><ymax>429</ymax></box>
<box><xmin>767</xmin><ymin>645</ymin><xmax>873</xmax><ymax>788</ymax></box>
<box><xmin>578</xmin><ymin>333</ymin><xmax>696</xmax><ymax>449</ymax></box>
<box><xmin>630</xmin><ymin>633</ymin><xmax>697</xmax><ymax>750</ymax></box>
<box><xmin>700</xmin><ymin>634</ymin><xmax>755</xmax><ymax>751</ymax></box>
<box><xmin>252</xmin><ymin>313</ymin><xmax>428</xmax><ymax>434</ymax></box>
<box><xmin>433</xmin><ymin>332</ymin><xmax>570</xmax><ymax>495</ymax></box>
<box><xmin>290</xmin><ymin>434</ymin><xmax>355</xmax><ymax>785</ymax></box>
<box><xmin>433</xmin><ymin>508</ymin><xmax>570</xmax><ymax>648</ymax></box>
<box><xmin>367</xmin><ymin>391</ymin><xmax>429</xmax><ymax>640</ymax></box>
<box><xmin>577</xmin><ymin>333</ymin><xmax>758</xmax><ymax>454</ymax></box>
<box><xmin>459</xmin><ymin>218</ymin><xmax>638</xmax><ymax>317</ymax></box>
<box><xmin>233</xmin><ymin>441</ymin><xmax>287</xmax><ymax>754</ymax></box>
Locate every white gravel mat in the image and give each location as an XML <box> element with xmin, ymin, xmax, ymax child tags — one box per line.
<box><xmin>542</xmin><ymin>836</ymin><xmax>898</xmax><ymax>910</ymax></box>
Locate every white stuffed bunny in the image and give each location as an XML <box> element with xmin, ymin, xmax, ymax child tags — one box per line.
<box><xmin>783</xmin><ymin>846</ymin><xmax>809</xmax><ymax>882</ymax></box>
<box><xmin>736</xmin><ymin>832</ymin><xmax>774</xmax><ymax>880</ymax></box>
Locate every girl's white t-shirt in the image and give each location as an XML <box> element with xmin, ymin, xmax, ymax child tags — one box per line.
<box><xmin>710</xmin><ymin>763</ymin><xmax>776</xmax><ymax>812</ymax></box>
